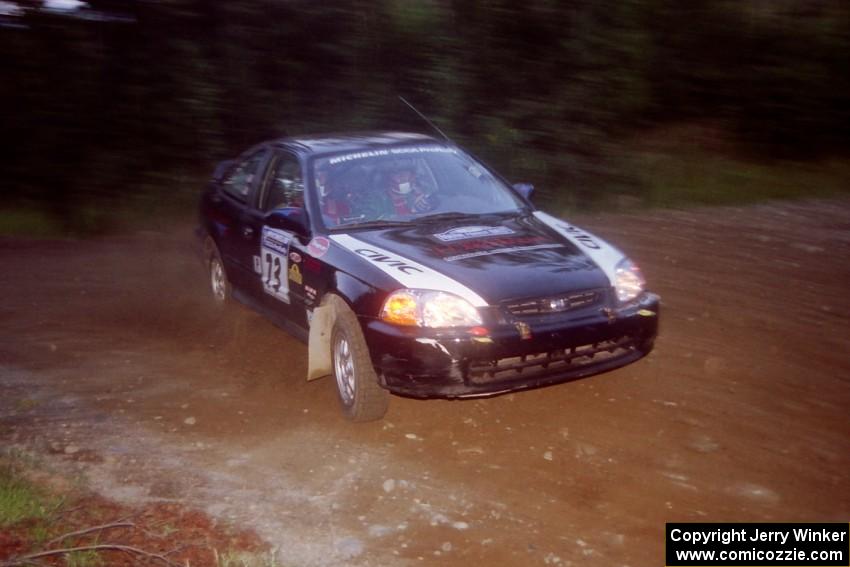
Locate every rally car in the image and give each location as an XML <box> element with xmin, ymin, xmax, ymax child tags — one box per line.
<box><xmin>197</xmin><ymin>132</ymin><xmax>659</xmax><ymax>421</ymax></box>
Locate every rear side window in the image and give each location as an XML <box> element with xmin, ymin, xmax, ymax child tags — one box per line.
<box><xmin>222</xmin><ymin>151</ymin><xmax>266</xmax><ymax>203</ymax></box>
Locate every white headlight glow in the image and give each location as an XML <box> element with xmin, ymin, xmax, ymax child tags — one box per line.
<box><xmin>380</xmin><ymin>289</ymin><xmax>482</xmax><ymax>328</ymax></box>
<box><xmin>614</xmin><ymin>258</ymin><xmax>646</xmax><ymax>303</ymax></box>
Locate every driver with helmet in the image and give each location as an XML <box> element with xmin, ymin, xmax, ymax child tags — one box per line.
<box><xmin>385</xmin><ymin>167</ymin><xmax>436</xmax><ymax>216</ymax></box>
<box><xmin>317</xmin><ymin>161</ymin><xmax>437</xmax><ymax>226</ymax></box>
<box><xmin>317</xmin><ymin>166</ymin><xmax>350</xmax><ymax>226</ymax></box>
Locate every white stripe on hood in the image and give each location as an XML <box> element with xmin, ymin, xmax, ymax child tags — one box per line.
<box><xmin>330</xmin><ymin>234</ymin><xmax>489</xmax><ymax>307</ymax></box>
<box><xmin>533</xmin><ymin>211</ymin><xmax>625</xmax><ymax>285</ymax></box>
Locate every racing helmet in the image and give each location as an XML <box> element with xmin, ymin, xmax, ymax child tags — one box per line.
<box><xmin>389</xmin><ymin>169</ymin><xmax>416</xmax><ymax>195</ymax></box>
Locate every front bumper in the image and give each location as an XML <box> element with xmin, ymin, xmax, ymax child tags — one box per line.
<box><xmin>362</xmin><ymin>292</ymin><xmax>660</xmax><ymax>398</ymax></box>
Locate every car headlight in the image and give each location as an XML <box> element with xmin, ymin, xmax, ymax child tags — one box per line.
<box><xmin>380</xmin><ymin>289</ymin><xmax>483</xmax><ymax>328</ymax></box>
<box><xmin>614</xmin><ymin>258</ymin><xmax>646</xmax><ymax>303</ymax></box>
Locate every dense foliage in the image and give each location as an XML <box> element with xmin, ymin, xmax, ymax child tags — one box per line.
<box><xmin>2</xmin><ymin>0</ymin><xmax>848</xmax><ymax>222</ymax></box>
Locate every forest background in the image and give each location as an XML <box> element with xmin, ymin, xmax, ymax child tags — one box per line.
<box><xmin>2</xmin><ymin>0</ymin><xmax>848</xmax><ymax>234</ymax></box>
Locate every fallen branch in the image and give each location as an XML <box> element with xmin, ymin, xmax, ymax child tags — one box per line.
<box><xmin>44</xmin><ymin>521</ymin><xmax>136</xmax><ymax>548</ymax></box>
<box><xmin>49</xmin><ymin>504</ymin><xmax>85</xmax><ymax>520</ymax></box>
<box><xmin>0</xmin><ymin>544</ymin><xmax>180</xmax><ymax>567</ymax></box>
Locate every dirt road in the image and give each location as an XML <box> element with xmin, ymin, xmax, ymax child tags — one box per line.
<box><xmin>1</xmin><ymin>199</ymin><xmax>849</xmax><ymax>566</ymax></box>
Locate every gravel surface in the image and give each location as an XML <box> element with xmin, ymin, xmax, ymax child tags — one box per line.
<box><xmin>1</xmin><ymin>198</ymin><xmax>849</xmax><ymax>566</ymax></box>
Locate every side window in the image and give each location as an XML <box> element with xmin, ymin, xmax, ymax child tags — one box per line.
<box><xmin>222</xmin><ymin>151</ymin><xmax>266</xmax><ymax>203</ymax></box>
<box><xmin>262</xmin><ymin>153</ymin><xmax>304</xmax><ymax>212</ymax></box>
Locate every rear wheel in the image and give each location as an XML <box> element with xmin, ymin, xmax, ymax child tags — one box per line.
<box><xmin>204</xmin><ymin>238</ymin><xmax>230</xmax><ymax>305</ymax></box>
<box><xmin>331</xmin><ymin>303</ymin><xmax>389</xmax><ymax>421</ymax></box>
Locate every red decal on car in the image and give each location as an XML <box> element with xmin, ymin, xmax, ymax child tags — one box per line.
<box><xmin>307</xmin><ymin>236</ymin><xmax>330</xmax><ymax>258</ymax></box>
<box><xmin>303</xmin><ymin>256</ymin><xmax>322</xmax><ymax>273</ymax></box>
<box><xmin>433</xmin><ymin>235</ymin><xmax>548</xmax><ymax>256</ymax></box>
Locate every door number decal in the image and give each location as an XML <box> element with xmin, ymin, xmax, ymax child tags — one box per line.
<box><xmin>261</xmin><ymin>227</ymin><xmax>293</xmax><ymax>303</ymax></box>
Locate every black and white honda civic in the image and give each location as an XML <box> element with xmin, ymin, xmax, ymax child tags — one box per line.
<box><xmin>197</xmin><ymin>132</ymin><xmax>659</xmax><ymax>421</ymax></box>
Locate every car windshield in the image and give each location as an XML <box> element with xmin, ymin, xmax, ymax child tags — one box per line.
<box><xmin>312</xmin><ymin>145</ymin><xmax>526</xmax><ymax>229</ymax></box>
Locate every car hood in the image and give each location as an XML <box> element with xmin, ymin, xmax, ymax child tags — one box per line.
<box><xmin>340</xmin><ymin>213</ymin><xmax>612</xmax><ymax>305</ymax></box>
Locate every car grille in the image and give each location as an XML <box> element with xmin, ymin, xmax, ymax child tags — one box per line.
<box><xmin>504</xmin><ymin>289</ymin><xmax>603</xmax><ymax>317</ymax></box>
<box><xmin>468</xmin><ymin>336</ymin><xmax>636</xmax><ymax>385</ymax></box>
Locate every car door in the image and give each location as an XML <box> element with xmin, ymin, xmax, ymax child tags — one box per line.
<box><xmin>213</xmin><ymin>147</ymin><xmax>271</xmax><ymax>296</ymax></box>
<box><xmin>250</xmin><ymin>149</ymin><xmax>311</xmax><ymax>330</ymax></box>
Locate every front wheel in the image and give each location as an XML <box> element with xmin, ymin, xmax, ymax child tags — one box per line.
<box><xmin>331</xmin><ymin>304</ymin><xmax>389</xmax><ymax>422</ymax></box>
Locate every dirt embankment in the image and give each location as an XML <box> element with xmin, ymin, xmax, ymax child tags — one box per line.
<box><xmin>1</xmin><ymin>199</ymin><xmax>849</xmax><ymax>566</ymax></box>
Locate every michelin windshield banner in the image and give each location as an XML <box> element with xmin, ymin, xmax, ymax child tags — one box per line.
<box><xmin>666</xmin><ymin>523</ymin><xmax>849</xmax><ymax>566</ymax></box>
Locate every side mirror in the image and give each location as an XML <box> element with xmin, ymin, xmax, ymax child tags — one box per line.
<box><xmin>213</xmin><ymin>159</ymin><xmax>235</xmax><ymax>182</ymax></box>
<box><xmin>265</xmin><ymin>207</ymin><xmax>310</xmax><ymax>238</ymax></box>
<box><xmin>513</xmin><ymin>183</ymin><xmax>535</xmax><ymax>201</ymax></box>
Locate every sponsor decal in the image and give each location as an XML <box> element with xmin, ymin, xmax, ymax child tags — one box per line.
<box><xmin>330</xmin><ymin>234</ymin><xmax>488</xmax><ymax>307</ymax></box>
<box><xmin>637</xmin><ymin>309</ymin><xmax>656</xmax><ymax>317</ymax></box>
<box><xmin>307</xmin><ymin>236</ymin><xmax>330</xmax><ymax>258</ymax></box>
<box><xmin>260</xmin><ymin>228</ymin><xmax>292</xmax><ymax>303</ymax></box>
<box><xmin>434</xmin><ymin>234</ymin><xmax>545</xmax><ymax>254</ymax></box>
<box><xmin>467</xmin><ymin>165</ymin><xmax>484</xmax><ymax>179</ymax></box>
<box><xmin>261</xmin><ymin>227</ymin><xmax>292</xmax><ymax>256</ymax></box>
<box><xmin>253</xmin><ymin>255</ymin><xmax>262</xmax><ymax>274</ymax></box>
<box><xmin>444</xmin><ymin>243</ymin><xmax>564</xmax><ymax>262</ymax></box>
<box><xmin>433</xmin><ymin>225</ymin><xmax>515</xmax><ymax>242</ymax></box>
<box><xmin>533</xmin><ymin>211</ymin><xmax>625</xmax><ymax>286</ymax></box>
<box><xmin>328</xmin><ymin>145</ymin><xmax>456</xmax><ymax>165</ymax></box>
<box><xmin>289</xmin><ymin>251</ymin><xmax>302</xmax><ymax>264</ymax></box>
<box><xmin>561</xmin><ymin>226</ymin><xmax>600</xmax><ymax>249</ymax></box>
<box><xmin>355</xmin><ymin>248</ymin><xmax>423</xmax><ymax>275</ymax></box>
<box><xmin>434</xmin><ymin>234</ymin><xmax>565</xmax><ymax>262</ymax></box>
<box><xmin>305</xmin><ymin>285</ymin><xmax>317</xmax><ymax>300</ymax></box>
<box><xmin>288</xmin><ymin>263</ymin><xmax>303</xmax><ymax>285</ymax></box>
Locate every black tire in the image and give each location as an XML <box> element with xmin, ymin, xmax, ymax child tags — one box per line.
<box><xmin>331</xmin><ymin>302</ymin><xmax>390</xmax><ymax>422</ymax></box>
<box><xmin>204</xmin><ymin>237</ymin><xmax>231</xmax><ymax>305</ymax></box>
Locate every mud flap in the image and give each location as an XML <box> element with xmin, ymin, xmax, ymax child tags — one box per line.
<box><xmin>307</xmin><ymin>300</ymin><xmax>336</xmax><ymax>381</ymax></box>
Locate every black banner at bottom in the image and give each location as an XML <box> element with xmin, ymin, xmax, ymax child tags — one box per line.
<box><xmin>666</xmin><ymin>523</ymin><xmax>849</xmax><ymax>566</ymax></box>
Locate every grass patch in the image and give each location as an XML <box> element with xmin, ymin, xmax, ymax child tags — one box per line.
<box><xmin>214</xmin><ymin>549</ymin><xmax>287</xmax><ymax>567</ymax></box>
<box><xmin>630</xmin><ymin>151</ymin><xmax>850</xmax><ymax>208</ymax></box>
<box><xmin>0</xmin><ymin>463</ymin><xmax>54</xmax><ymax>526</ymax></box>
<box><xmin>0</xmin><ymin>452</ymin><xmax>273</xmax><ymax>566</ymax></box>
<box><xmin>9</xmin><ymin>144</ymin><xmax>847</xmax><ymax>237</ymax></box>
<box><xmin>1</xmin><ymin>170</ymin><xmax>202</xmax><ymax>238</ymax></box>
<box><xmin>544</xmin><ymin>124</ymin><xmax>850</xmax><ymax>213</ymax></box>
<box><xmin>28</xmin><ymin>522</ymin><xmax>52</xmax><ymax>545</ymax></box>
<box><xmin>0</xmin><ymin>197</ymin><xmax>195</xmax><ymax>238</ymax></box>
<box><xmin>0</xmin><ymin>208</ymin><xmax>64</xmax><ymax>238</ymax></box>
<box><xmin>65</xmin><ymin>549</ymin><xmax>103</xmax><ymax>567</ymax></box>
<box><xmin>15</xmin><ymin>398</ymin><xmax>39</xmax><ymax>412</ymax></box>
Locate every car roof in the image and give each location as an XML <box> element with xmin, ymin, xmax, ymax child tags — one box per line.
<box><xmin>271</xmin><ymin>131</ymin><xmax>446</xmax><ymax>158</ymax></box>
